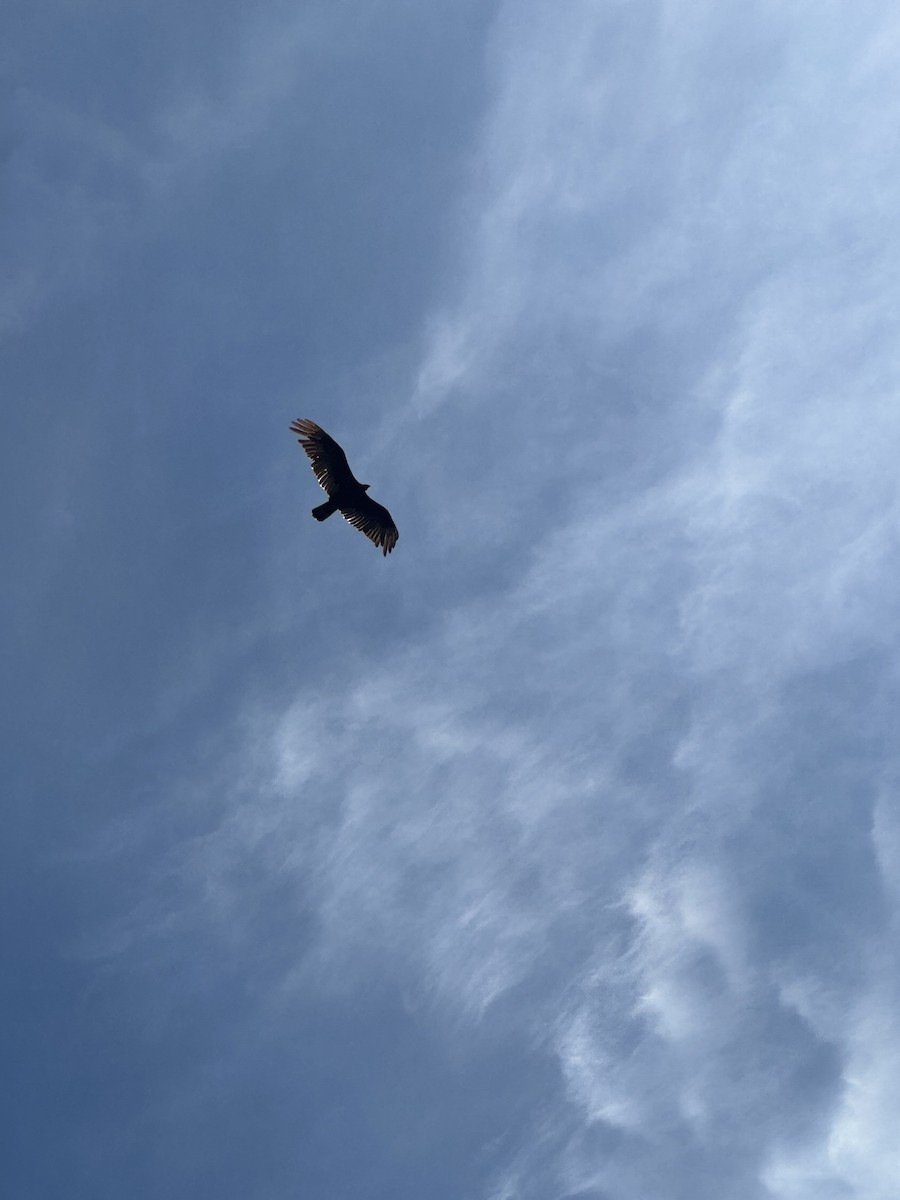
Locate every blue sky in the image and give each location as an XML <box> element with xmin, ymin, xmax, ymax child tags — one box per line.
<box><xmin>4</xmin><ymin>1</ymin><xmax>900</xmax><ymax>1197</ymax></box>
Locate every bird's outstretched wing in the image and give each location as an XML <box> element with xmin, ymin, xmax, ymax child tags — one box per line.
<box><xmin>290</xmin><ymin>419</ymin><xmax>357</xmax><ymax>495</ymax></box>
<box><xmin>340</xmin><ymin>495</ymin><xmax>399</xmax><ymax>556</ymax></box>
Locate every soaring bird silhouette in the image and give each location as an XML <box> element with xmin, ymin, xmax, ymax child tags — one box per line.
<box><xmin>290</xmin><ymin>419</ymin><xmax>399</xmax><ymax>556</ymax></box>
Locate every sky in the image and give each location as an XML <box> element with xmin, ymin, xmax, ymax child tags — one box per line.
<box><xmin>4</xmin><ymin>1</ymin><xmax>900</xmax><ymax>1197</ymax></box>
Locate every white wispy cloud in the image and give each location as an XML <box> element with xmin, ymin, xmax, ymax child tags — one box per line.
<box><xmin>93</xmin><ymin>1</ymin><xmax>900</xmax><ymax>1197</ymax></box>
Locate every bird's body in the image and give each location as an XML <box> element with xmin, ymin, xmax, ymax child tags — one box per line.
<box><xmin>290</xmin><ymin>419</ymin><xmax>399</xmax><ymax>555</ymax></box>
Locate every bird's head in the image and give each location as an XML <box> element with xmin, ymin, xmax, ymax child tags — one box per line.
<box><xmin>362</xmin><ymin>483</ymin><xmax>371</xmax><ymax>491</ymax></box>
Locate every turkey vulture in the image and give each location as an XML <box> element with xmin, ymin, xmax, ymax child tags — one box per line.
<box><xmin>290</xmin><ymin>419</ymin><xmax>399</xmax><ymax>556</ymax></box>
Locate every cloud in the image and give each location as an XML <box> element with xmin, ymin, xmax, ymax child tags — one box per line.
<box><xmin>76</xmin><ymin>1</ymin><xmax>900</xmax><ymax>1197</ymax></box>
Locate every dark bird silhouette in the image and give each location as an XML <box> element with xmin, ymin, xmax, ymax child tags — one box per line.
<box><xmin>290</xmin><ymin>419</ymin><xmax>399</xmax><ymax>556</ymax></box>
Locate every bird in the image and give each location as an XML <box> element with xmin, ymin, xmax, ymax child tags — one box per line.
<box><xmin>290</xmin><ymin>419</ymin><xmax>399</xmax><ymax>556</ymax></box>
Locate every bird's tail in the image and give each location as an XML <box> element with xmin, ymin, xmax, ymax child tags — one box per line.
<box><xmin>312</xmin><ymin>499</ymin><xmax>338</xmax><ymax>521</ymax></box>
